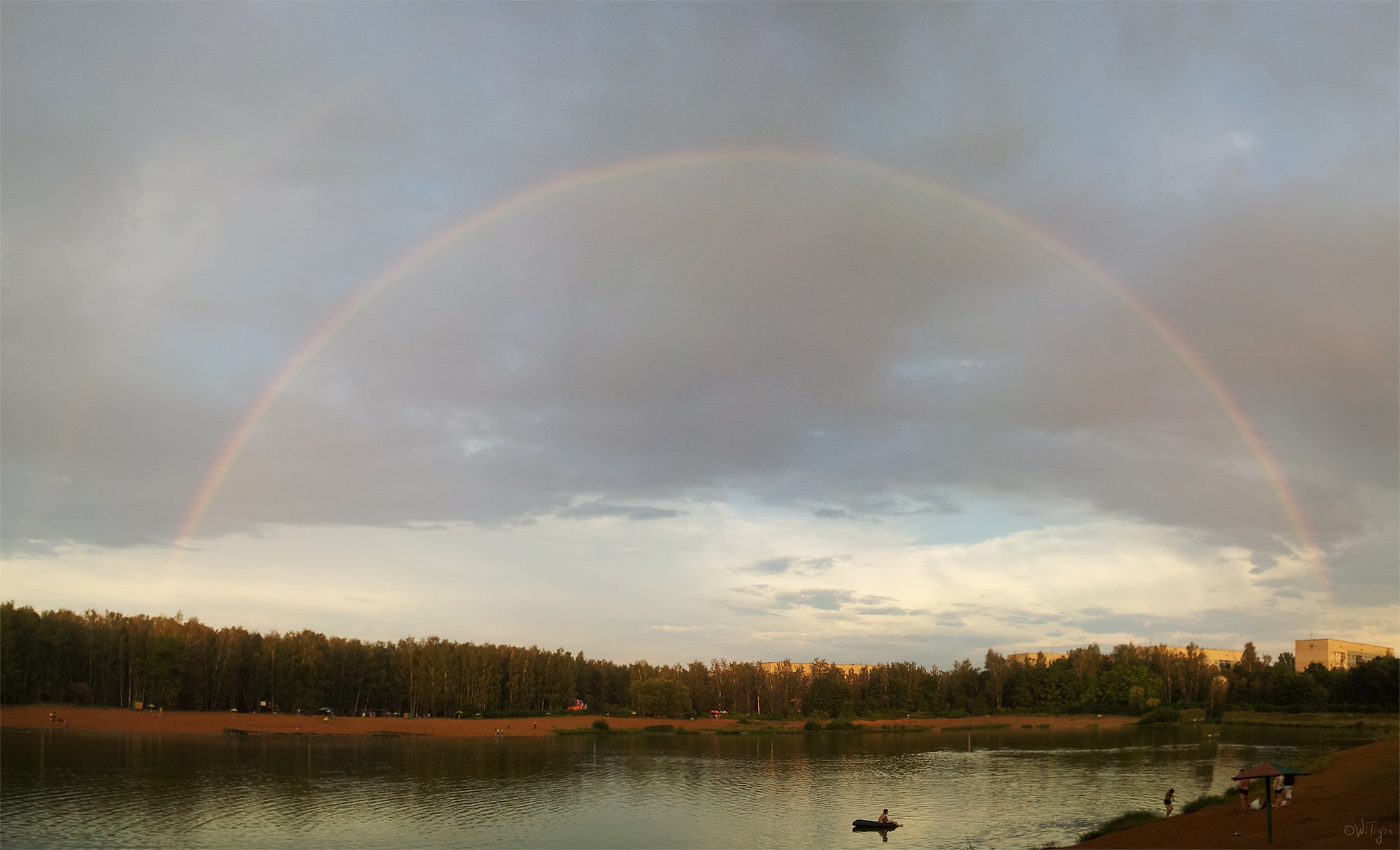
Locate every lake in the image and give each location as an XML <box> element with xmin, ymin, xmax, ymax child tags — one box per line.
<box><xmin>1</xmin><ymin>723</ymin><xmax>1375</xmax><ymax>848</ymax></box>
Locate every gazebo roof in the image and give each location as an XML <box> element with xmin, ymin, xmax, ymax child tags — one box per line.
<box><xmin>1231</xmin><ymin>761</ymin><xmax>1311</xmax><ymax>781</ymax></box>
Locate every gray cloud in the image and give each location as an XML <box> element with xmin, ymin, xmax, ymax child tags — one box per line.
<box><xmin>738</xmin><ymin>556</ymin><xmax>846</xmax><ymax>576</ymax></box>
<box><xmin>557</xmin><ymin>503</ymin><xmax>685</xmax><ymax>522</ymax></box>
<box><xmin>2</xmin><ymin>3</ymin><xmax>1394</xmax><ymax>627</ymax></box>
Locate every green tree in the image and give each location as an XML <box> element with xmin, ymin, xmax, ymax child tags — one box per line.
<box><xmin>629</xmin><ymin>677</ymin><xmax>691</xmax><ymax>718</ymax></box>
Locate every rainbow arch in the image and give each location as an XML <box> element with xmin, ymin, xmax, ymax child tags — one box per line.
<box><xmin>169</xmin><ymin>148</ymin><xmax>1331</xmax><ymax>603</ymax></box>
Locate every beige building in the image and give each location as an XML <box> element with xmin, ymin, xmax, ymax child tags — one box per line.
<box><xmin>1185</xmin><ymin>647</ymin><xmax>1245</xmax><ymax>669</ymax></box>
<box><xmin>1294</xmin><ymin>639</ymin><xmax>1394</xmax><ymax>672</ymax></box>
<box><xmin>1007</xmin><ymin>651</ymin><xmax>1069</xmax><ymax>665</ymax></box>
<box><xmin>1008</xmin><ymin>645</ymin><xmax>1244</xmax><ymax>668</ymax></box>
<box><xmin>758</xmin><ymin>662</ymin><xmax>872</xmax><ymax>676</ymax></box>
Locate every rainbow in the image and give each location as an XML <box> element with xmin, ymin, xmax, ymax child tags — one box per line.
<box><xmin>169</xmin><ymin>149</ymin><xmax>1331</xmax><ymax>602</ymax></box>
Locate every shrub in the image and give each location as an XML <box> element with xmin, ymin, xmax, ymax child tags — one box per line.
<box><xmin>1182</xmin><ymin>791</ymin><xmax>1233</xmax><ymax>814</ymax></box>
<box><xmin>1077</xmin><ymin>811</ymin><xmax>1157</xmax><ymax>842</ymax></box>
<box><xmin>643</xmin><ymin>724</ymin><xmax>674</xmax><ymax>734</ymax></box>
<box><xmin>592</xmin><ymin>719</ymin><xmax>610</xmax><ymax>732</ymax></box>
<box><xmin>826</xmin><ymin>718</ymin><xmax>858</xmax><ymax>731</ymax></box>
<box><xmin>1136</xmin><ymin>707</ymin><xmax>1181</xmax><ymax>725</ymax></box>
<box><xmin>804</xmin><ymin>720</ymin><xmax>823</xmax><ymax>731</ymax></box>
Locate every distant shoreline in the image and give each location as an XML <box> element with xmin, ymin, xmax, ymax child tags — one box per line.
<box><xmin>0</xmin><ymin>705</ymin><xmax>1134</xmax><ymax>738</ymax></box>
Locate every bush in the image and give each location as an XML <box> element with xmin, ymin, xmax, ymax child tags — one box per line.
<box><xmin>826</xmin><ymin>718</ymin><xmax>858</xmax><ymax>731</ymax></box>
<box><xmin>1077</xmin><ymin>811</ymin><xmax>1157</xmax><ymax>842</ymax></box>
<box><xmin>1181</xmin><ymin>791</ymin><xmax>1233</xmax><ymax>814</ymax></box>
<box><xmin>1136</xmin><ymin>707</ymin><xmax>1181</xmax><ymax>725</ymax></box>
<box><xmin>592</xmin><ymin>719</ymin><xmax>610</xmax><ymax>732</ymax></box>
<box><xmin>643</xmin><ymin>724</ymin><xmax>674</xmax><ymax>734</ymax></box>
<box><xmin>804</xmin><ymin>720</ymin><xmax>823</xmax><ymax>731</ymax></box>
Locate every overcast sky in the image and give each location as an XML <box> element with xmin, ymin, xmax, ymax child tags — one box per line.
<box><xmin>3</xmin><ymin>3</ymin><xmax>1395</xmax><ymax>667</ymax></box>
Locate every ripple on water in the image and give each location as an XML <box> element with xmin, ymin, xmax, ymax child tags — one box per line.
<box><xmin>1</xmin><ymin>726</ymin><xmax>1375</xmax><ymax>849</ymax></box>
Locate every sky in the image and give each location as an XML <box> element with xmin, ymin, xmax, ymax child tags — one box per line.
<box><xmin>2</xmin><ymin>3</ymin><xmax>1396</xmax><ymax>668</ymax></box>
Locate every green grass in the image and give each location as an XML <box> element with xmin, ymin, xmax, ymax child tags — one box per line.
<box><xmin>1076</xmin><ymin>811</ymin><xmax>1158</xmax><ymax>842</ymax></box>
<box><xmin>1181</xmin><ymin>790</ymin><xmax>1233</xmax><ymax>814</ymax></box>
<box><xmin>1222</xmin><ymin>710</ymin><xmax>1398</xmax><ymax>730</ymax></box>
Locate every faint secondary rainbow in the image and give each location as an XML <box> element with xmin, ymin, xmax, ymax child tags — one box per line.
<box><xmin>169</xmin><ymin>148</ymin><xmax>1331</xmax><ymax>603</ymax></box>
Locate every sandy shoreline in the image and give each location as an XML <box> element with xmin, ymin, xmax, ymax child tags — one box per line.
<box><xmin>1072</xmin><ymin>736</ymin><xmax>1398</xmax><ymax>849</ymax></box>
<box><xmin>0</xmin><ymin>705</ymin><xmax>1130</xmax><ymax>737</ymax></box>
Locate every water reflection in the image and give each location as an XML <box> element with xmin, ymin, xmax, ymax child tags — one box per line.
<box><xmin>1</xmin><ymin>725</ymin><xmax>1375</xmax><ymax>849</ymax></box>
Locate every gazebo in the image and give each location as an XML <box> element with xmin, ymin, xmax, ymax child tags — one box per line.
<box><xmin>1231</xmin><ymin>761</ymin><xmax>1310</xmax><ymax>844</ymax></box>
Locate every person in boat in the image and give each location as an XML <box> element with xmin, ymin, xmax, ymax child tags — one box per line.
<box><xmin>876</xmin><ymin>809</ymin><xmax>900</xmax><ymax>826</ymax></box>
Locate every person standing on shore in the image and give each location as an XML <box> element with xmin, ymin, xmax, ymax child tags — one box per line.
<box><xmin>1281</xmin><ymin>773</ymin><xmax>1295</xmax><ymax>806</ymax></box>
<box><xmin>1236</xmin><ymin>778</ymin><xmax>1251</xmax><ymax>811</ymax></box>
<box><xmin>1163</xmin><ymin>788</ymin><xmax>1174</xmax><ymax>816</ymax></box>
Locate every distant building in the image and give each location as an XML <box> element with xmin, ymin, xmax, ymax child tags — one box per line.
<box><xmin>1182</xmin><ymin>647</ymin><xmax>1245</xmax><ymax>669</ymax></box>
<box><xmin>757</xmin><ymin>662</ymin><xmax>872</xmax><ymax>676</ymax></box>
<box><xmin>1007</xmin><ymin>652</ymin><xmax>1068</xmax><ymax>666</ymax></box>
<box><xmin>1007</xmin><ymin>645</ymin><xmax>1244</xmax><ymax>668</ymax></box>
<box><xmin>1294</xmin><ymin>639</ymin><xmax>1394</xmax><ymax>672</ymax></box>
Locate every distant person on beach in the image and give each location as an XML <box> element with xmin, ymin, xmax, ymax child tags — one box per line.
<box><xmin>1281</xmin><ymin>774</ymin><xmax>1295</xmax><ymax>806</ymax></box>
<box><xmin>1237</xmin><ymin>778</ymin><xmax>1251</xmax><ymax>811</ymax></box>
<box><xmin>1163</xmin><ymin>788</ymin><xmax>1174</xmax><ymax>816</ymax></box>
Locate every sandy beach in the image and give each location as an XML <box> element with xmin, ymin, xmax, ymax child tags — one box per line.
<box><xmin>1072</xmin><ymin>736</ymin><xmax>1399</xmax><ymax>849</ymax></box>
<box><xmin>0</xmin><ymin>705</ymin><xmax>1132</xmax><ymax>737</ymax></box>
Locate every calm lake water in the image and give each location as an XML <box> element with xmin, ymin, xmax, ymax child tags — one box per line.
<box><xmin>1</xmin><ymin>724</ymin><xmax>1375</xmax><ymax>848</ymax></box>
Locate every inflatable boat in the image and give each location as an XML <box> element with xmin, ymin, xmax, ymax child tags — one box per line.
<box><xmin>852</xmin><ymin>819</ymin><xmax>900</xmax><ymax>830</ymax></box>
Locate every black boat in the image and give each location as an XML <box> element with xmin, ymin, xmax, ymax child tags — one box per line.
<box><xmin>852</xmin><ymin>819</ymin><xmax>900</xmax><ymax>830</ymax></box>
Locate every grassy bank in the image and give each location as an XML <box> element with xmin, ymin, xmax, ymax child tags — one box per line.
<box><xmin>1077</xmin><ymin>811</ymin><xmax>1158</xmax><ymax>842</ymax></box>
<box><xmin>1222</xmin><ymin>709</ymin><xmax>1398</xmax><ymax>730</ymax></box>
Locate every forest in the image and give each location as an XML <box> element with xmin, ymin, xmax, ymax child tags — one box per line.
<box><xmin>2</xmin><ymin>602</ymin><xmax>1395</xmax><ymax>719</ymax></box>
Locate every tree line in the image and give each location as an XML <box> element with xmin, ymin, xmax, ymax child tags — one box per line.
<box><xmin>2</xmin><ymin>602</ymin><xmax>1395</xmax><ymax>718</ymax></box>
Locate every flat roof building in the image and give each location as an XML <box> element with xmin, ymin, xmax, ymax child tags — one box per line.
<box><xmin>757</xmin><ymin>662</ymin><xmax>872</xmax><ymax>676</ymax></box>
<box><xmin>1007</xmin><ymin>652</ymin><xmax>1069</xmax><ymax>666</ymax></box>
<box><xmin>1294</xmin><ymin>639</ymin><xmax>1394</xmax><ymax>673</ymax></box>
<box><xmin>1007</xmin><ymin>645</ymin><xmax>1244</xmax><ymax>668</ymax></box>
